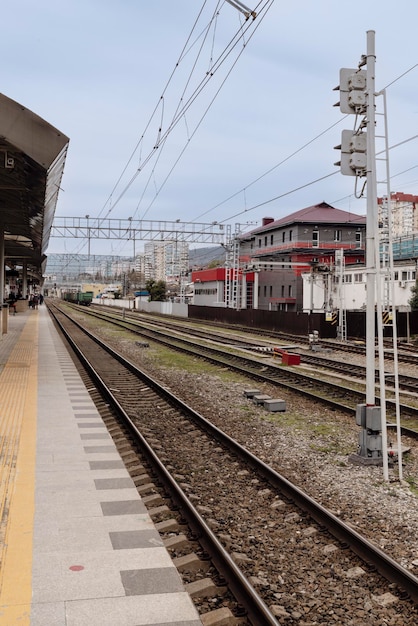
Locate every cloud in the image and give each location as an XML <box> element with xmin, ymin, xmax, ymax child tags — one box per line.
<box><xmin>1</xmin><ymin>0</ymin><xmax>417</xmax><ymax>257</ymax></box>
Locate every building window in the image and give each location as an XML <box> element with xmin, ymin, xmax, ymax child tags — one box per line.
<box><xmin>343</xmin><ymin>274</ymin><xmax>352</xmax><ymax>283</ymax></box>
<box><xmin>312</xmin><ymin>231</ymin><xmax>319</xmax><ymax>248</ymax></box>
<box><xmin>394</xmin><ymin>271</ymin><xmax>399</xmax><ymax>281</ymax></box>
<box><xmin>270</xmin><ymin>234</ymin><xmax>274</xmax><ymax>245</ymax></box>
<box><xmin>195</xmin><ymin>288</ymin><xmax>217</xmax><ymax>295</ymax></box>
<box><xmin>258</xmin><ymin>239</ymin><xmax>262</xmax><ymax>248</ymax></box>
<box><xmin>288</xmin><ymin>285</ymin><xmax>293</xmax><ymax>297</ymax></box>
<box><xmin>355</xmin><ymin>231</ymin><xmax>362</xmax><ymax>247</ymax></box>
<box><xmin>354</xmin><ymin>273</ymin><xmax>363</xmax><ymax>282</ymax></box>
<box><xmin>269</xmin><ymin>285</ymin><xmax>273</xmax><ymax>297</ymax></box>
<box><xmin>263</xmin><ymin>285</ymin><xmax>267</xmax><ymax>297</ymax></box>
<box><xmin>282</xmin><ymin>231</ymin><xmax>286</xmax><ymax>242</ymax></box>
<box><xmin>334</xmin><ymin>229</ymin><xmax>342</xmax><ymax>242</ymax></box>
<box><xmin>281</xmin><ymin>285</ymin><xmax>285</xmax><ymax>297</ymax></box>
<box><xmin>264</xmin><ymin>236</ymin><xmax>268</xmax><ymax>246</ymax></box>
<box><xmin>289</xmin><ymin>230</ymin><xmax>293</xmax><ymax>241</ymax></box>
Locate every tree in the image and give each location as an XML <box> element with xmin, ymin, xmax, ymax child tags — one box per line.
<box><xmin>145</xmin><ymin>279</ymin><xmax>167</xmax><ymax>301</ymax></box>
<box><xmin>129</xmin><ymin>269</ymin><xmax>145</xmax><ymax>290</ymax></box>
<box><xmin>207</xmin><ymin>259</ymin><xmax>223</xmax><ymax>269</ymax></box>
<box><xmin>409</xmin><ymin>280</ymin><xmax>418</xmax><ymax>310</ymax></box>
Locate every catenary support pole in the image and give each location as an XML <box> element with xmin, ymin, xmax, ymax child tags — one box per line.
<box><xmin>0</xmin><ymin>228</ymin><xmax>4</xmax><ymax>305</ymax></box>
<box><xmin>381</xmin><ymin>88</ymin><xmax>403</xmax><ymax>479</ymax></box>
<box><xmin>366</xmin><ymin>30</ymin><xmax>389</xmax><ymax>480</ymax></box>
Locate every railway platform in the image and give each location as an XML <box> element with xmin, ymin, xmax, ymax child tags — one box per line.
<box><xmin>0</xmin><ymin>305</ymin><xmax>202</xmax><ymax>626</ymax></box>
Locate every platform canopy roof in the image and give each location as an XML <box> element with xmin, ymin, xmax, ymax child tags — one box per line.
<box><xmin>0</xmin><ymin>93</ymin><xmax>69</xmax><ymax>281</ymax></box>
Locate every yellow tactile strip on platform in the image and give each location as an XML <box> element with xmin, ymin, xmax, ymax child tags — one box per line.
<box><xmin>0</xmin><ymin>315</ymin><xmax>38</xmax><ymax>624</ymax></box>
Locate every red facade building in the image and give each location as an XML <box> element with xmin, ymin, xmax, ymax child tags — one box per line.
<box><xmin>192</xmin><ymin>202</ymin><xmax>366</xmax><ymax>311</ymax></box>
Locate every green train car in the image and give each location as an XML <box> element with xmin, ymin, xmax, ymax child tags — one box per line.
<box><xmin>63</xmin><ymin>291</ymin><xmax>93</xmax><ymax>306</ymax></box>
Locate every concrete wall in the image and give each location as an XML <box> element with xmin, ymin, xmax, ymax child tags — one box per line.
<box><xmin>95</xmin><ymin>297</ymin><xmax>418</xmax><ymax>339</ymax></box>
<box><xmin>96</xmin><ymin>297</ymin><xmax>188</xmax><ymax>318</ymax></box>
<box><xmin>98</xmin><ymin>298</ymin><xmax>136</xmax><ymax>309</ymax></box>
<box><xmin>134</xmin><ymin>299</ymin><xmax>188</xmax><ymax>317</ymax></box>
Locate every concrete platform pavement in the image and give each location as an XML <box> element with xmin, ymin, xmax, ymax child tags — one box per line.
<box><xmin>0</xmin><ymin>304</ymin><xmax>203</xmax><ymax>626</ymax></box>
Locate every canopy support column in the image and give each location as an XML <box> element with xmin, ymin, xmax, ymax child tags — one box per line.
<box><xmin>0</xmin><ymin>228</ymin><xmax>4</xmax><ymax>304</ymax></box>
<box><xmin>22</xmin><ymin>261</ymin><xmax>28</xmax><ymax>298</ymax></box>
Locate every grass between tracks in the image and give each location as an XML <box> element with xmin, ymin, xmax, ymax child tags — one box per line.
<box><xmin>68</xmin><ymin>310</ymin><xmax>418</xmax><ymax>485</ymax></box>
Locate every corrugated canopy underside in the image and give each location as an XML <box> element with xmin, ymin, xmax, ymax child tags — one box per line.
<box><xmin>0</xmin><ymin>93</ymin><xmax>69</xmax><ymax>279</ymax></box>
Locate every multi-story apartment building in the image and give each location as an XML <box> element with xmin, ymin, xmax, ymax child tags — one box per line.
<box><xmin>134</xmin><ymin>254</ymin><xmax>146</xmax><ymax>276</ymax></box>
<box><xmin>378</xmin><ymin>192</ymin><xmax>418</xmax><ymax>237</ymax></box>
<box><xmin>144</xmin><ymin>241</ymin><xmax>189</xmax><ymax>282</ymax></box>
<box><xmin>110</xmin><ymin>258</ymin><xmax>135</xmax><ymax>278</ymax></box>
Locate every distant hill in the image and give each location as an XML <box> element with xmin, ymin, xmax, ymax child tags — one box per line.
<box><xmin>188</xmin><ymin>246</ymin><xmax>226</xmax><ymax>269</ymax></box>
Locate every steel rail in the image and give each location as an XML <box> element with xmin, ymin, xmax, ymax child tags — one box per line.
<box><xmin>48</xmin><ymin>303</ymin><xmax>280</xmax><ymax>625</ymax></box>
<box><xmin>48</xmin><ymin>301</ymin><xmax>418</xmax><ymax>604</ymax></box>
<box><xmin>65</xmin><ymin>302</ymin><xmax>418</xmax><ymax>419</ymax></box>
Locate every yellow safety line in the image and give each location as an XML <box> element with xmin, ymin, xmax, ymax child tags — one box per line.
<box><xmin>0</xmin><ymin>314</ymin><xmax>39</xmax><ymax>625</ymax></box>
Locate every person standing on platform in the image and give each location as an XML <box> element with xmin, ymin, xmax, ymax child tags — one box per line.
<box><xmin>8</xmin><ymin>292</ymin><xmax>17</xmax><ymax>315</ymax></box>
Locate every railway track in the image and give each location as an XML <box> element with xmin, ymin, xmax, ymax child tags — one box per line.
<box><xmin>90</xmin><ymin>304</ymin><xmax>418</xmax><ymax>389</ymax></box>
<box><xmin>297</xmin><ymin>352</ymin><xmax>418</xmax><ymax>396</ymax></box>
<box><xmin>95</xmin><ymin>306</ymin><xmax>418</xmax><ymax>364</ymax></box>
<box><xmin>47</xmin><ymin>301</ymin><xmax>418</xmax><ymax>624</ymax></box>
<box><xmin>58</xmin><ymin>302</ymin><xmax>418</xmax><ymax>426</ymax></box>
<box><xmin>160</xmin><ymin>315</ymin><xmax>418</xmax><ymax>402</ymax></box>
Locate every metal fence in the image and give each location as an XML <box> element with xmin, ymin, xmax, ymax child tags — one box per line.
<box><xmin>188</xmin><ymin>306</ymin><xmax>418</xmax><ymax>341</ymax></box>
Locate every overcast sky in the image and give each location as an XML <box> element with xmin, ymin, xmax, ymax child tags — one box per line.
<box><xmin>1</xmin><ymin>1</ymin><xmax>417</xmax><ymax>257</ymax></box>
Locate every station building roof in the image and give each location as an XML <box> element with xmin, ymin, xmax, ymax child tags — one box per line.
<box><xmin>0</xmin><ymin>93</ymin><xmax>69</xmax><ymax>281</ymax></box>
<box><xmin>239</xmin><ymin>202</ymin><xmax>366</xmax><ymax>240</ymax></box>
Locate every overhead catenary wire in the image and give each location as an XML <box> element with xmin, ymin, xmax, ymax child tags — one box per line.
<box><xmin>137</xmin><ymin>3</ymin><xmax>273</xmax><ymax>223</ymax></box>
<box><xmin>192</xmin><ymin>116</ymin><xmax>349</xmax><ymax>222</ymax></box>
<box><xmin>218</xmin><ymin>171</ymin><xmax>339</xmax><ymax>223</ymax></box>
<box><xmin>56</xmin><ymin>17</ymin><xmax>417</xmax><ymax>260</ymax></box>
<box><xmin>95</xmin><ymin>0</ymin><xmax>213</xmax><ymax>224</ymax></box>
<box><xmin>129</xmin><ymin>2</ymin><xmax>274</xmax><ymax>216</ymax></box>
<box><xmin>99</xmin><ymin>1</ymin><xmax>274</xmax><ymax>224</ymax></box>
<box><xmin>193</xmin><ymin>67</ymin><xmax>418</xmax><ymax>230</ymax></box>
<box><xmin>104</xmin><ymin>0</ymin><xmax>275</xmax><ymax>256</ymax></box>
<box><xmin>53</xmin><ymin>0</ymin><xmax>275</xmax><ymax>260</ymax></box>
<box><xmin>213</xmin><ymin>153</ymin><xmax>418</xmax><ymax>228</ymax></box>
